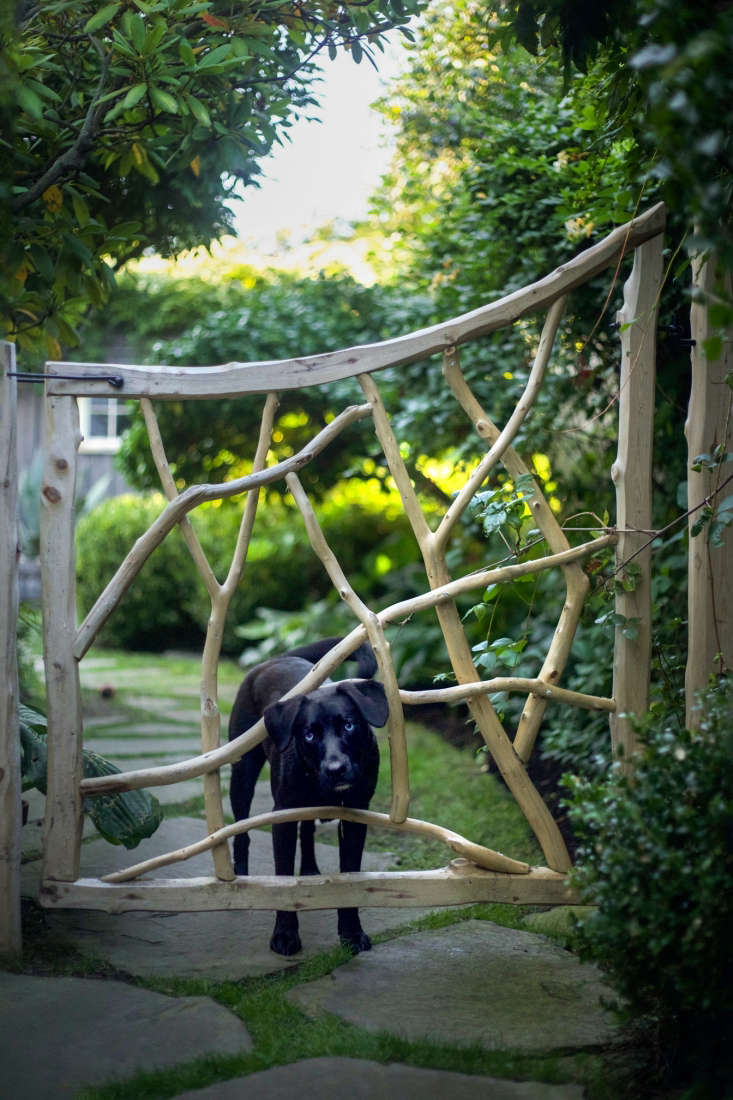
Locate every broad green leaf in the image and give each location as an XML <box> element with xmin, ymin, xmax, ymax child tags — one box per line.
<box><xmin>122</xmin><ymin>82</ymin><xmax>148</xmax><ymax>109</ymax></box>
<box><xmin>84</xmin><ymin>2</ymin><xmax>121</xmax><ymax>34</ymax></box>
<box><xmin>703</xmin><ymin>335</ymin><xmax>723</xmax><ymax>361</ymax></box>
<box><xmin>29</xmin><ymin>244</ymin><xmax>55</xmax><ymax>281</ymax></box>
<box><xmin>185</xmin><ymin>94</ymin><xmax>211</xmax><ymax>126</ymax></box>
<box><xmin>149</xmin><ymin>86</ymin><xmax>179</xmax><ymax>114</ymax></box>
<box><xmin>17</xmin><ymin>83</ymin><xmax>44</xmax><ymax>118</ymax></box>
<box><xmin>81</xmin><ymin>751</ymin><xmax>163</xmax><ymax>849</ymax></box>
<box><xmin>197</xmin><ymin>43</ymin><xmax>233</xmax><ymax>69</ymax></box>
<box><xmin>178</xmin><ymin>38</ymin><xmax>196</xmax><ymax>66</ymax></box>
<box><xmin>127</xmin><ymin>12</ymin><xmax>147</xmax><ymax>51</ymax></box>
<box><xmin>71</xmin><ymin>192</ymin><xmax>90</xmax><ymax>228</ymax></box>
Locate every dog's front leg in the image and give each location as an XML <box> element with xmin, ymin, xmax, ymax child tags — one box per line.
<box><xmin>270</xmin><ymin>820</ymin><xmax>302</xmax><ymax>956</ymax></box>
<box><xmin>229</xmin><ymin>744</ymin><xmax>266</xmax><ymax>876</ymax></box>
<box><xmin>336</xmin><ymin>819</ymin><xmax>371</xmax><ymax>953</ymax></box>
<box><xmin>299</xmin><ymin>819</ymin><xmax>320</xmax><ymax>876</ymax></box>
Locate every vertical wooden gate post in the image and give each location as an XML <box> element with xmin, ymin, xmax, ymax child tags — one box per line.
<box><xmin>0</xmin><ymin>343</ymin><xmax>22</xmax><ymax>954</ymax></box>
<box><xmin>612</xmin><ymin>231</ymin><xmax>664</xmax><ymax>768</ymax></box>
<box><xmin>685</xmin><ymin>254</ymin><xmax>733</xmax><ymax>726</ymax></box>
<box><xmin>40</xmin><ymin>389</ymin><xmax>84</xmax><ymax>883</ymax></box>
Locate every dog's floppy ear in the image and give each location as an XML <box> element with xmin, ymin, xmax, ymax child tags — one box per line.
<box><xmin>264</xmin><ymin>695</ymin><xmax>304</xmax><ymax>750</ymax></box>
<box><xmin>337</xmin><ymin>679</ymin><xmax>389</xmax><ymax>727</ymax></box>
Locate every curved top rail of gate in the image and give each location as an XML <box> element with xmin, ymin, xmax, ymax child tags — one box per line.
<box><xmin>45</xmin><ymin>204</ymin><xmax>664</xmax><ymax>400</ymax></box>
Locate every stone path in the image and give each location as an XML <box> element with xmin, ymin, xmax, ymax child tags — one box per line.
<box><xmin>1</xmin><ymin>971</ymin><xmax>252</xmax><ymax>1100</ymax></box>
<box><xmin>6</xmin><ymin>673</ymin><xmax>621</xmax><ymax>1098</ymax></box>
<box><xmin>288</xmin><ymin>921</ymin><xmax>619</xmax><ymax>1053</ymax></box>
<box><xmin>173</xmin><ymin>1059</ymin><xmax>586</xmax><ymax>1099</ymax></box>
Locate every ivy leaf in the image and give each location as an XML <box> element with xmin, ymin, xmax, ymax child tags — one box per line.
<box><xmin>709</xmin><ymin>495</ymin><xmax>733</xmax><ymax>548</ymax></box>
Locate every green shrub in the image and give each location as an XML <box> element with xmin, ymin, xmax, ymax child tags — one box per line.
<box><xmin>565</xmin><ymin>675</ymin><xmax>733</xmax><ymax>1093</ymax></box>
<box><xmin>75</xmin><ymin>483</ymin><xmax>422</xmax><ymax>657</ymax></box>
<box><xmin>182</xmin><ymin>481</ymin><xmax>420</xmax><ymax>655</ymax></box>
<box><xmin>76</xmin><ymin>494</ymin><xmax>201</xmax><ymax>651</ymax></box>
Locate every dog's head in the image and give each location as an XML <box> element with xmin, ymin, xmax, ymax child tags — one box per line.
<box><xmin>263</xmin><ymin>679</ymin><xmax>388</xmax><ymax>795</ymax></box>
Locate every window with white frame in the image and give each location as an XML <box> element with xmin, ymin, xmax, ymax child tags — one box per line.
<box><xmin>78</xmin><ymin>397</ymin><xmax>132</xmax><ymax>454</ymax></box>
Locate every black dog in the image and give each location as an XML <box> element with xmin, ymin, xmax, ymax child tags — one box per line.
<box><xmin>228</xmin><ymin>637</ymin><xmax>388</xmax><ymax>956</ymax></box>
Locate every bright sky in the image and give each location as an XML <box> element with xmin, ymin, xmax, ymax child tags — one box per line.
<box><xmin>230</xmin><ymin>37</ymin><xmax>408</xmax><ymax>251</ymax></box>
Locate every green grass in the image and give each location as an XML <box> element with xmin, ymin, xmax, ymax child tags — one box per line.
<box><xmin>369</xmin><ymin>722</ymin><xmax>543</xmax><ymax>869</ymax></box>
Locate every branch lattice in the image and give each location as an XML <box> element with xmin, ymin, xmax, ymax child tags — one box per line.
<box><xmin>37</xmin><ymin>203</ymin><xmax>666</xmax><ymax>910</ymax></box>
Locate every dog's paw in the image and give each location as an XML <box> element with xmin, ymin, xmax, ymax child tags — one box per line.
<box><xmin>339</xmin><ymin>929</ymin><xmax>371</xmax><ymax>954</ymax></box>
<box><xmin>270</xmin><ymin>927</ymin><xmax>302</xmax><ymax>956</ymax></box>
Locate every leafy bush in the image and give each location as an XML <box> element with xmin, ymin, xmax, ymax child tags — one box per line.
<box><xmin>75</xmin><ymin>493</ymin><xmax>201</xmax><ymax>651</ymax></box>
<box><xmin>565</xmin><ymin>676</ymin><xmax>733</xmax><ymax>1092</ymax></box>
<box><xmin>75</xmin><ymin>483</ymin><xmax>423</xmax><ymax>657</ymax></box>
<box><xmin>19</xmin><ymin>703</ymin><xmax>162</xmax><ymax>849</ymax></box>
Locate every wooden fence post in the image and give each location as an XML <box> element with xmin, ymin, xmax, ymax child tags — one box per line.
<box><xmin>0</xmin><ymin>343</ymin><xmax>22</xmax><ymax>954</ymax></box>
<box><xmin>685</xmin><ymin>254</ymin><xmax>733</xmax><ymax>726</ymax></box>
<box><xmin>40</xmin><ymin>391</ymin><xmax>84</xmax><ymax>883</ymax></box>
<box><xmin>611</xmin><ymin>232</ymin><xmax>664</xmax><ymax>767</ymax></box>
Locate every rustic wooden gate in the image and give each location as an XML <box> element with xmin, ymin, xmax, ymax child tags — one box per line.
<box><xmin>4</xmin><ymin>203</ymin><xmax>666</xmax><ymax>931</ymax></box>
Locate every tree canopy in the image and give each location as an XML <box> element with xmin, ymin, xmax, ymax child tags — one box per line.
<box><xmin>0</xmin><ymin>0</ymin><xmax>423</xmax><ymax>360</ymax></box>
<box><xmin>495</xmin><ymin>0</ymin><xmax>733</xmax><ymax>270</ymax></box>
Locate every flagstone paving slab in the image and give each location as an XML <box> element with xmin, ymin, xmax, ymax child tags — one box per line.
<box><xmin>0</xmin><ymin>971</ymin><xmax>252</xmax><ymax>1100</ymax></box>
<box><xmin>83</xmin><ymin>713</ymin><xmax>130</xmax><ymax>729</ymax></box>
<box><xmin>83</xmin><ymin>735</ymin><xmax>202</xmax><ymax>756</ymax></box>
<box><xmin>22</xmin><ymin>816</ymin><xmax>435</xmax><ymax>980</ymax></box>
<box><xmin>172</xmin><ymin>1058</ymin><xmax>584</xmax><ymax>1099</ymax></box>
<box><xmin>287</xmin><ymin>920</ymin><xmax>621</xmax><ymax>1054</ymax></box>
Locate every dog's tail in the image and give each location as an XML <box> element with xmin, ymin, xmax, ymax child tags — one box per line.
<box><xmin>286</xmin><ymin>636</ymin><xmax>377</xmax><ymax>679</ymax></box>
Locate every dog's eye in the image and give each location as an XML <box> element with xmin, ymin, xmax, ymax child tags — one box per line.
<box><xmin>343</xmin><ymin>719</ymin><xmax>355</xmax><ymax>733</ymax></box>
<box><xmin>303</xmin><ymin>729</ymin><xmax>316</xmax><ymax>743</ymax></box>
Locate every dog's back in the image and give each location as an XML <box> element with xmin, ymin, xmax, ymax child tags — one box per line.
<box><xmin>228</xmin><ymin>638</ymin><xmax>377</xmax><ymax>743</ymax></box>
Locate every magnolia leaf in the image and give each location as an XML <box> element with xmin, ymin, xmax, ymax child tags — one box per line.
<box><xmin>197</xmin><ymin>43</ymin><xmax>233</xmax><ymax>69</ymax></box>
<box><xmin>185</xmin><ymin>94</ymin><xmax>211</xmax><ymax>126</ymax></box>
<box><xmin>122</xmin><ymin>82</ymin><xmax>148</xmax><ymax>109</ymax></box>
<box><xmin>149</xmin><ymin>86</ymin><xmax>179</xmax><ymax>114</ymax></box>
<box><xmin>84</xmin><ymin>2</ymin><xmax>121</xmax><ymax>34</ymax></box>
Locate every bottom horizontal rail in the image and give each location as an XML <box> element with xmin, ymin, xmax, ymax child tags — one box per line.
<box><xmin>39</xmin><ymin>861</ymin><xmax>580</xmax><ymax>913</ymax></box>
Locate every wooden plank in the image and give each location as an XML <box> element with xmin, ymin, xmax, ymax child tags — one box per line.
<box><xmin>685</xmin><ymin>253</ymin><xmax>733</xmax><ymax>724</ymax></box>
<box><xmin>0</xmin><ymin>343</ymin><xmax>22</xmax><ymax>954</ymax></box>
<box><xmin>40</xmin><ymin>392</ymin><xmax>84</xmax><ymax>882</ymax></box>
<box><xmin>611</xmin><ymin>233</ymin><xmax>664</xmax><ymax>767</ymax></box>
<box><xmin>39</xmin><ymin>864</ymin><xmax>580</xmax><ymax>913</ymax></box>
<box><xmin>45</xmin><ymin>205</ymin><xmax>665</xmax><ymax>400</ymax></box>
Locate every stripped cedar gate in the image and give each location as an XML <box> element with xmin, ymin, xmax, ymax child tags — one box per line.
<box><xmin>2</xmin><ymin>204</ymin><xmax>674</xmax><ymax>943</ymax></box>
